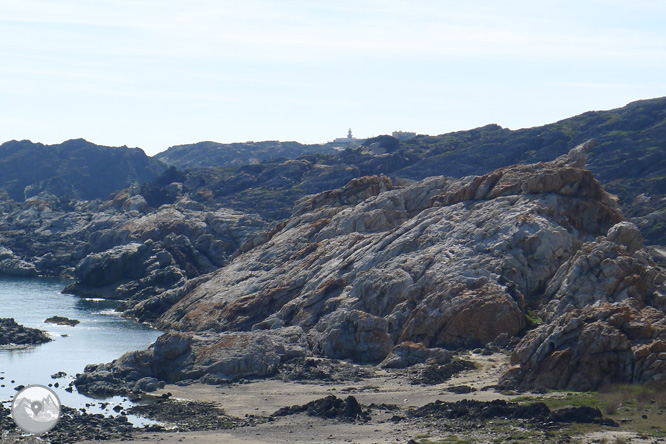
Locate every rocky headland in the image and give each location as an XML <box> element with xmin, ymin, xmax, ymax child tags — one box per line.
<box><xmin>1</xmin><ymin>100</ymin><xmax>666</xmax><ymax>442</ymax></box>
<box><xmin>71</xmin><ymin>140</ymin><xmax>666</xmax><ymax>400</ymax></box>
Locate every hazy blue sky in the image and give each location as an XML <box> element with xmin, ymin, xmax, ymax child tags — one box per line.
<box><xmin>2</xmin><ymin>0</ymin><xmax>665</xmax><ymax>155</ymax></box>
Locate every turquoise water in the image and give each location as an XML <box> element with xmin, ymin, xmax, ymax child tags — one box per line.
<box><xmin>0</xmin><ymin>276</ymin><xmax>162</xmax><ymax>421</ymax></box>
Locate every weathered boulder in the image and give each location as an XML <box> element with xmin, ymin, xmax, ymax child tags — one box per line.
<box><xmin>310</xmin><ymin>310</ymin><xmax>393</xmax><ymax>363</ymax></box>
<box><xmin>0</xmin><ymin>246</ymin><xmax>38</xmax><ymax>276</ymax></box>
<box><xmin>379</xmin><ymin>342</ymin><xmax>452</xmax><ymax>369</ymax></box>
<box><xmin>540</xmin><ymin>234</ymin><xmax>661</xmax><ymax>321</ymax></box>
<box><xmin>503</xmin><ymin>302</ymin><xmax>666</xmax><ymax>390</ymax></box>
<box><xmin>121</xmin><ymin>195</ymin><xmax>149</xmax><ymax>213</ymax></box>
<box><xmin>501</xmin><ymin>224</ymin><xmax>666</xmax><ymax>390</ymax></box>
<box><xmin>607</xmin><ymin>221</ymin><xmax>643</xmax><ymax>253</ymax></box>
<box><xmin>75</xmin><ymin>242</ymin><xmax>151</xmax><ymax>287</ymax></box>
<box><xmin>0</xmin><ymin>257</ymin><xmax>38</xmax><ymax>277</ymax></box>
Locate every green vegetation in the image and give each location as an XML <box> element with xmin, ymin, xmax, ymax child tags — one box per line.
<box><xmin>524</xmin><ymin>309</ymin><xmax>544</xmax><ymax>330</ymax></box>
<box><xmin>411</xmin><ymin>382</ymin><xmax>666</xmax><ymax>443</ymax></box>
<box><xmin>510</xmin><ymin>383</ymin><xmax>666</xmax><ymax>439</ymax></box>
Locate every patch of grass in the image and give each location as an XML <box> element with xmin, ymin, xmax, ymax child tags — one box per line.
<box><xmin>536</xmin><ymin>391</ymin><xmax>603</xmax><ymax>410</ymax></box>
<box><xmin>599</xmin><ymin>382</ymin><xmax>666</xmax><ymax>413</ymax></box>
<box><xmin>520</xmin><ymin>309</ymin><xmax>544</xmax><ymax>334</ymax></box>
<box><xmin>514</xmin><ymin>383</ymin><xmax>666</xmax><ymax>439</ymax></box>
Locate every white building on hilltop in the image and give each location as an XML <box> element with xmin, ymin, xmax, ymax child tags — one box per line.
<box><xmin>333</xmin><ymin>128</ymin><xmax>364</xmax><ymax>144</ymax></box>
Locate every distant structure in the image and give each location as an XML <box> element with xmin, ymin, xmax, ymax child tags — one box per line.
<box><xmin>392</xmin><ymin>131</ymin><xmax>417</xmax><ymax>141</ymax></box>
<box><xmin>333</xmin><ymin>128</ymin><xmax>364</xmax><ymax>145</ymax></box>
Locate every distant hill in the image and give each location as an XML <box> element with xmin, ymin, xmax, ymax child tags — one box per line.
<box><xmin>0</xmin><ymin>139</ymin><xmax>167</xmax><ymax>201</ymax></box>
<box><xmin>141</xmin><ymin>97</ymin><xmax>666</xmax><ymax>243</ymax></box>
<box><xmin>2</xmin><ymin>98</ymin><xmax>664</xmax><ymax>240</ymax></box>
<box><xmin>154</xmin><ymin>140</ymin><xmax>339</xmax><ymax>169</ymax></box>
<box><xmin>396</xmin><ymin>96</ymin><xmax>666</xmax><ymax>207</ymax></box>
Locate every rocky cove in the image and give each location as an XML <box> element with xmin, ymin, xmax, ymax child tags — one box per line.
<box><xmin>1</xmin><ymin>139</ymin><xmax>666</xmax><ymax>442</ymax></box>
<box><xmin>0</xmin><ymin>277</ymin><xmax>166</xmax><ymax>443</ymax></box>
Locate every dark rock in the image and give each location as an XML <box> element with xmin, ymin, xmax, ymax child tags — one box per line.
<box><xmin>74</xmin><ymin>242</ymin><xmax>152</xmax><ymax>288</ymax></box>
<box><xmin>128</xmin><ymin>399</ymin><xmax>246</xmax><ymax>432</ymax></box>
<box><xmin>45</xmin><ymin>316</ymin><xmax>80</xmax><ymax>326</ymax></box>
<box><xmin>133</xmin><ymin>377</ymin><xmax>159</xmax><ymax>393</ymax></box>
<box><xmin>409</xmin><ymin>360</ymin><xmax>476</xmax><ymax>385</ymax></box>
<box><xmin>0</xmin><ymin>317</ymin><xmax>51</xmax><ymax>346</ymax></box>
<box><xmin>272</xmin><ymin>395</ymin><xmax>370</xmax><ymax>422</ymax></box>
<box><xmin>408</xmin><ymin>399</ymin><xmax>617</xmax><ymax>426</ymax></box>
<box><xmin>446</xmin><ymin>385</ymin><xmax>477</xmax><ymax>394</ymax></box>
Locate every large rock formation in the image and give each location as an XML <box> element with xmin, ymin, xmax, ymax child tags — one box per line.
<box><xmin>0</xmin><ymin>318</ymin><xmax>51</xmax><ymax>346</ymax></box>
<box><xmin>77</xmin><ymin>141</ymin><xmax>666</xmax><ymax>391</ymax></box>
<box><xmin>0</xmin><ymin>182</ymin><xmax>266</xmax><ymax>310</ymax></box>
<box><xmin>63</xmin><ymin>200</ymin><xmax>266</xmax><ymax>304</ymax></box>
<box><xmin>502</xmin><ymin>230</ymin><xmax>666</xmax><ymax>390</ymax></box>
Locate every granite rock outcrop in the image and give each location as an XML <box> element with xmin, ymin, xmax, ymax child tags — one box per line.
<box><xmin>0</xmin><ymin>186</ymin><xmax>266</xmax><ymax>307</ymax></box>
<box><xmin>502</xmin><ymin>224</ymin><xmax>666</xmax><ymax>390</ymax></box>
<box><xmin>76</xmin><ymin>141</ymin><xmax>666</xmax><ymax>391</ymax></box>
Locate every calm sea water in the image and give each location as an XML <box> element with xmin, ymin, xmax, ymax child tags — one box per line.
<box><xmin>0</xmin><ymin>276</ymin><xmax>162</xmax><ymax>421</ymax></box>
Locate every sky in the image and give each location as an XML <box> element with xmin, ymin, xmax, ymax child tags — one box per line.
<box><xmin>1</xmin><ymin>0</ymin><xmax>666</xmax><ymax>156</ymax></box>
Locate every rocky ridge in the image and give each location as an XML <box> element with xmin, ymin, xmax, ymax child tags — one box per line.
<box><xmin>0</xmin><ymin>185</ymin><xmax>266</xmax><ymax>311</ymax></box>
<box><xmin>76</xmin><ymin>141</ymin><xmax>666</xmax><ymax>394</ymax></box>
<box><xmin>150</xmin><ymin>97</ymin><xmax>666</xmax><ymax>244</ymax></box>
<box><xmin>155</xmin><ymin>140</ymin><xmax>337</xmax><ymax>170</ymax></box>
<box><xmin>0</xmin><ymin>139</ymin><xmax>166</xmax><ymax>202</ymax></box>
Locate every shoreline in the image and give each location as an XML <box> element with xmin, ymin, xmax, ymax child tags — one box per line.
<box><xmin>70</xmin><ymin>352</ymin><xmax>664</xmax><ymax>444</ymax></box>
